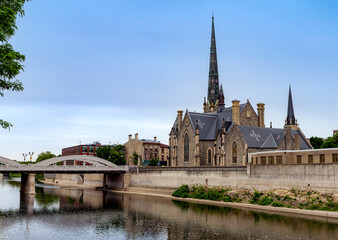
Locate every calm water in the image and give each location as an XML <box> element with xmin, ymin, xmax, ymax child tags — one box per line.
<box><xmin>0</xmin><ymin>177</ymin><xmax>337</xmax><ymax>240</ymax></box>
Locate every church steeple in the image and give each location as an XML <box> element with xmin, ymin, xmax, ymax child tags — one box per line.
<box><xmin>207</xmin><ymin>15</ymin><xmax>219</xmax><ymax>106</ymax></box>
<box><xmin>285</xmin><ymin>85</ymin><xmax>298</xmax><ymax>129</ymax></box>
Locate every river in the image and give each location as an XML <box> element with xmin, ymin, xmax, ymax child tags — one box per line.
<box><xmin>0</xmin><ymin>176</ymin><xmax>337</xmax><ymax>240</ymax></box>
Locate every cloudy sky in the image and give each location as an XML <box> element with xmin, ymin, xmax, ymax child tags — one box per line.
<box><xmin>1</xmin><ymin>0</ymin><xmax>337</xmax><ymax>161</ymax></box>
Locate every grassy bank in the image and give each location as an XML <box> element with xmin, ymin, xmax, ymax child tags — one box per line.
<box><xmin>172</xmin><ymin>185</ymin><xmax>338</xmax><ymax>212</ymax></box>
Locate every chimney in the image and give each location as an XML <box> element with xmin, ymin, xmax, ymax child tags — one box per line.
<box><xmin>154</xmin><ymin>136</ymin><xmax>157</xmax><ymax>142</ymax></box>
<box><xmin>232</xmin><ymin>100</ymin><xmax>240</xmax><ymax>125</ymax></box>
<box><xmin>135</xmin><ymin>133</ymin><xmax>138</xmax><ymax>140</ymax></box>
<box><xmin>257</xmin><ymin>103</ymin><xmax>265</xmax><ymax>128</ymax></box>
<box><xmin>177</xmin><ymin>110</ymin><xmax>183</xmax><ymax>131</ymax></box>
<box><xmin>128</xmin><ymin>134</ymin><xmax>132</xmax><ymax>141</ymax></box>
<box><xmin>294</xmin><ymin>134</ymin><xmax>300</xmax><ymax>150</ymax></box>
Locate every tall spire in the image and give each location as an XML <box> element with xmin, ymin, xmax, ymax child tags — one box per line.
<box><xmin>286</xmin><ymin>85</ymin><xmax>296</xmax><ymax>125</ymax></box>
<box><xmin>207</xmin><ymin>15</ymin><xmax>219</xmax><ymax>106</ymax></box>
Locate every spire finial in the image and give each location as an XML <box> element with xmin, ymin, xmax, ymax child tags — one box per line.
<box><xmin>286</xmin><ymin>85</ymin><xmax>296</xmax><ymax>125</ymax></box>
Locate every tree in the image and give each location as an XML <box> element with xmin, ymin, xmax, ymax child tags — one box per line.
<box><xmin>0</xmin><ymin>0</ymin><xmax>29</xmax><ymax>130</ymax></box>
<box><xmin>310</xmin><ymin>136</ymin><xmax>324</xmax><ymax>149</ymax></box>
<box><xmin>95</xmin><ymin>144</ymin><xmax>126</xmax><ymax>165</ymax></box>
<box><xmin>36</xmin><ymin>151</ymin><xmax>56</xmax><ymax>163</ymax></box>
<box><xmin>130</xmin><ymin>152</ymin><xmax>141</xmax><ymax>165</ymax></box>
<box><xmin>149</xmin><ymin>156</ymin><xmax>159</xmax><ymax>166</ymax></box>
<box><xmin>322</xmin><ymin>133</ymin><xmax>338</xmax><ymax>149</ymax></box>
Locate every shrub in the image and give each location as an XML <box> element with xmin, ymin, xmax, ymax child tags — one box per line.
<box><xmin>258</xmin><ymin>196</ymin><xmax>273</xmax><ymax>206</ymax></box>
<box><xmin>190</xmin><ymin>184</ymin><xmax>206</xmax><ymax>199</ymax></box>
<box><xmin>172</xmin><ymin>185</ymin><xmax>190</xmax><ymax>198</ymax></box>
<box><xmin>271</xmin><ymin>201</ymin><xmax>284</xmax><ymax>207</ymax></box>
<box><xmin>222</xmin><ymin>195</ymin><xmax>232</xmax><ymax>202</ymax></box>
<box><xmin>283</xmin><ymin>195</ymin><xmax>292</xmax><ymax>201</ymax></box>
<box><xmin>205</xmin><ymin>187</ymin><xmax>222</xmax><ymax>201</ymax></box>
<box><xmin>250</xmin><ymin>190</ymin><xmax>261</xmax><ymax>203</ymax></box>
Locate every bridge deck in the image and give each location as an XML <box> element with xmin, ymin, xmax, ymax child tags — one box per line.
<box><xmin>0</xmin><ymin>165</ymin><xmax>128</xmax><ymax>173</ymax></box>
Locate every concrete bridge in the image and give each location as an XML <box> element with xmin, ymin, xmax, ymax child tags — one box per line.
<box><xmin>0</xmin><ymin>155</ymin><xmax>129</xmax><ymax>195</ymax></box>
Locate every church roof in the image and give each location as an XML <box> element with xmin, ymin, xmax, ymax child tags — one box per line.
<box><xmin>237</xmin><ymin>125</ymin><xmax>312</xmax><ymax>150</ymax></box>
<box><xmin>187</xmin><ymin>103</ymin><xmax>246</xmax><ymax>140</ymax></box>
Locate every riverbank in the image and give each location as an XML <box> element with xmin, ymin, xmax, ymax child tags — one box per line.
<box><xmin>109</xmin><ymin>187</ymin><xmax>338</xmax><ymax>221</ymax></box>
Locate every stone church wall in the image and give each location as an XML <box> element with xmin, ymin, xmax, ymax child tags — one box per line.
<box><xmin>239</xmin><ymin>102</ymin><xmax>259</xmax><ymax>127</ymax></box>
<box><xmin>199</xmin><ymin>141</ymin><xmax>215</xmax><ymax>165</ymax></box>
<box><xmin>224</xmin><ymin>125</ymin><xmax>247</xmax><ymax>166</ymax></box>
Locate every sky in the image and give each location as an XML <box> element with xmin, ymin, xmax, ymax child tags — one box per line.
<box><xmin>1</xmin><ymin>0</ymin><xmax>337</xmax><ymax>161</ymax></box>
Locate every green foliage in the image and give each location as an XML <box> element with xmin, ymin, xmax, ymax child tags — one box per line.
<box><xmin>205</xmin><ymin>187</ymin><xmax>222</xmax><ymax>201</ymax></box>
<box><xmin>190</xmin><ymin>184</ymin><xmax>206</xmax><ymax>199</ymax></box>
<box><xmin>0</xmin><ymin>0</ymin><xmax>29</xmax><ymax>130</ymax></box>
<box><xmin>95</xmin><ymin>144</ymin><xmax>126</xmax><ymax>165</ymax></box>
<box><xmin>222</xmin><ymin>195</ymin><xmax>232</xmax><ymax>202</ymax></box>
<box><xmin>36</xmin><ymin>151</ymin><xmax>56</xmax><ymax>163</ymax></box>
<box><xmin>250</xmin><ymin>190</ymin><xmax>261</xmax><ymax>203</ymax></box>
<box><xmin>310</xmin><ymin>136</ymin><xmax>324</xmax><ymax>149</ymax></box>
<box><xmin>283</xmin><ymin>195</ymin><xmax>292</xmax><ymax>201</ymax></box>
<box><xmin>321</xmin><ymin>133</ymin><xmax>338</xmax><ymax>148</ymax></box>
<box><xmin>258</xmin><ymin>196</ymin><xmax>273</xmax><ymax>206</ymax></box>
<box><xmin>130</xmin><ymin>152</ymin><xmax>141</xmax><ymax>165</ymax></box>
<box><xmin>271</xmin><ymin>201</ymin><xmax>284</xmax><ymax>207</ymax></box>
<box><xmin>172</xmin><ymin>185</ymin><xmax>190</xmax><ymax>198</ymax></box>
<box><xmin>148</xmin><ymin>156</ymin><xmax>159</xmax><ymax>166</ymax></box>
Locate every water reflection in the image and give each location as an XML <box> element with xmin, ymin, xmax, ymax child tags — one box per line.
<box><xmin>0</xmin><ymin>177</ymin><xmax>337</xmax><ymax>240</ymax></box>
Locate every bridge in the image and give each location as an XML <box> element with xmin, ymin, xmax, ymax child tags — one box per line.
<box><xmin>0</xmin><ymin>155</ymin><xmax>130</xmax><ymax>195</ymax></box>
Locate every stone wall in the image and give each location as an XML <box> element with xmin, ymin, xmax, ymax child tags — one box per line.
<box><xmin>129</xmin><ymin>164</ymin><xmax>338</xmax><ymax>193</ymax></box>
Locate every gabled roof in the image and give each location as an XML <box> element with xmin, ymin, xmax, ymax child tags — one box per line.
<box><xmin>186</xmin><ymin>103</ymin><xmax>247</xmax><ymax>140</ymax></box>
<box><xmin>237</xmin><ymin>125</ymin><xmax>312</xmax><ymax>150</ymax></box>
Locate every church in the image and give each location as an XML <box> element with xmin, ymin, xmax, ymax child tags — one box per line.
<box><xmin>169</xmin><ymin>16</ymin><xmax>312</xmax><ymax>167</ymax></box>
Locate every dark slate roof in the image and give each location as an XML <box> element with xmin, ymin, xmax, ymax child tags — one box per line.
<box><xmin>187</xmin><ymin>103</ymin><xmax>246</xmax><ymax>140</ymax></box>
<box><xmin>237</xmin><ymin>125</ymin><xmax>312</xmax><ymax>150</ymax></box>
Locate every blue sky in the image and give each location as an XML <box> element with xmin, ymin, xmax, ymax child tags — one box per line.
<box><xmin>1</xmin><ymin>0</ymin><xmax>337</xmax><ymax>161</ymax></box>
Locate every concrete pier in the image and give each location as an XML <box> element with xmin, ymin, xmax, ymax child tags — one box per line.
<box><xmin>20</xmin><ymin>173</ymin><xmax>36</xmax><ymax>195</ymax></box>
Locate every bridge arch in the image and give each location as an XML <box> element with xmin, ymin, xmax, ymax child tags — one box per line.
<box><xmin>34</xmin><ymin>155</ymin><xmax>117</xmax><ymax>167</ymax></box>
<box><xmin>0</xmin><ymin>156</ymin><xmax>21</xmax><ymax>166</ymax></box>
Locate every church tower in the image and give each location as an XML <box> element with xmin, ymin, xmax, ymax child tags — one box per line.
<box><xmin>204</xmin><ymin>15</ymin><xmax>220</xmax><ymax>113</ymax></box>
<box><xmin>284</xmin><ymin>85</ymin><xmax>298</xmax><ymax>130</ymax></box>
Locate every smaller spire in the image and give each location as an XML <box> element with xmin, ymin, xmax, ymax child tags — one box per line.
<box><xmin>217</xmin><ymin>84</ymin><xmax>225</xmax><ymax>112</ymax></box>
<box><xmin>286</xmin><ymin>85</ymin><xmax>296</xmax><ymax>125</ymax></box>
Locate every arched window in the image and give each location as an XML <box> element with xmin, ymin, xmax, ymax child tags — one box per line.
<box><xmin>207</xmin><ymin>149</ymin><xmax>212</xmax><ymax>164</ymax></box>
<box><xmin>232</xmin><ymin>142</ymin><xmax>237</xmax><ymax>163</ymax></box>
<box><xmin>219</xmin><ymin>156</ymin><xmax>221</xmax><ymax>165</ymax></box>
<box><xmin>184</xmin><ymin>133</ymin><xmax>189</xmax><ymax>162</ymax></box>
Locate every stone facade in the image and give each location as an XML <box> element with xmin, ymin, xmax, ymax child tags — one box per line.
<box><xmin>125</xmin><ymin>134</ymin><xmax>169</xmax><ymax>166</ymax></box>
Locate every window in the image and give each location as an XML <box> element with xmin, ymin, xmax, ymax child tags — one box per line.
<box><xmin>276</xmin><ymin>156</ymin><xmax>282</xmax><ymax>164</ymax></box>
<box><xmin>297</xmin><ymin>155</ymin><xmax>302</xmax><ymax>164</ymax></box>
<box><xmin>320</xmin><ymin>154</ymin><xmax>325</xmax><ymax>163</ymax></box>
<box><xmin>82</xmin><ymin>146</ymin><xmax>87</xmax><ymax>153</ymax></box>
<box><xmin>261</xmin><ymin>156</ymin><xmax>266</xmax><ymax>165</ymax></box>
<box><xmin>184</xmin><ymin>133</ymin><xmax>189</xmax><ymax>162</ymax></box>
<box><xmin>232</xmin><ymin>142</ymin><xmax>237</xmax><ymax>164</ymax></box>
<box><xmin>219</xmin><ymin>156</ymin><xmax>221</xmax><ymax>165</ymax></box>
<box><xmin>207</xmin><ymin>149</ymin><xmax>212</xmax><ymax>164</ymax></box>
<box><xmin>246</xmin><ymin>110</ymin><xmax>251</xmax><ymax>118</ymax></box>
<box><xmin>333</xmin><ymin>154</ymin><xmax>338</xmax><ymax>163</ymax></box>
<box><xmin>308</xmin><ymin>155</ymin><xmax>313</xmax><ymax>164</ymax></box>
<box><xmin>89</xmin><ymin>147</ymin><xmax>94</xmax><ymax>153</ymax></box>
<box><xmin>268</xmin><ymin>156</ymin><xmax>274</xmax><ymax>165</ymax></box>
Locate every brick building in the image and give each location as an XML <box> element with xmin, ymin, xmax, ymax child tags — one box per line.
<box><xmin>124</xmin><ymin>134</ymin><xmax>169</xmax><ymax>165</ymax></box>
<box><xmin>62</xmin><ymin>142</ymin><xmax>102</xmax><ymax>165</ymax></box>
<box><xmin>169</xmin><ymin>16</ymin><xmax>312</xmax><ymax>167</ymax></box>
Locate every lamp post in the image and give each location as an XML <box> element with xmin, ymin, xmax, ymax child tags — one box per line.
<box><xmin>28</xmin><ymin>152</ymin><xmax>34</xmax><ymax>162</ymax></box>
<box><xmin>22</xmin><ymin>153</ymin><xmax>27</xmax><ymax>162</ymax></box>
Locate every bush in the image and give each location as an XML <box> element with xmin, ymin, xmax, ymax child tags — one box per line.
<box><xmin>271</xmin><ymin>201</ymin><xmax>284</xmax><ymax>207</ymax></box>
<box><xmin>190</xmin><ymin>184</ymin><xmax>206</xmax><ymax>199</ymax></box>
<box><xmin>172</xmin><ymin>185</ymin><xmax>190</xmax><ymax>198</ymax></box>
<box><xmin>222</xmin><ymin>195</ymin><xmax>232</xmax><ymax>202</ymax></box>
<box><xmin>250</xmin><ymin>190</ymin><xmax>261</xmax><ymax>203</ymax></box>
<box><xmin>258</xmin><ymin>196</ymin><xmax>273</xmax><ymax>206</ymax></box>
<box><xmin>205</xmin><ymin>187</ymin><xmax>222</xmax><ymax>201</ymax></box>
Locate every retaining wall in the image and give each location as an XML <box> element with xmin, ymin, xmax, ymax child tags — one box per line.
<box><xmin>130</xmin><ymin>164</ymin><xmax>338</xmax><ymax>193</ymax></box>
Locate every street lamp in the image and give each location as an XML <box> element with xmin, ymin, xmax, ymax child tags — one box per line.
<box><xmin>28</xmin><ymin>152</ymin><xmax>34</xmax><ymax>162</ymax></box>
<box><xmin>22</xmin><ymin>153</ymin><xmax>27</xmax><ymax>162</ymax></box>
